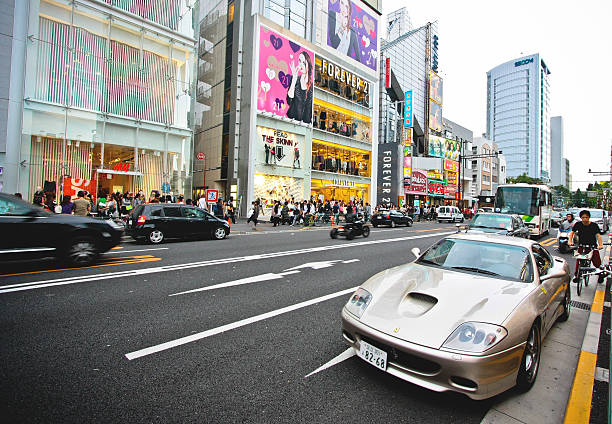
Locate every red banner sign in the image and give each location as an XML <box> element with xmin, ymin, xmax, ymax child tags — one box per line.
<box><xmin>428</xmin><ymin>180</ymin><xmax>446</xmax><ymax>196</ymax></box>
<box><xmin>63</xmin><ymin>178</ymin><xmax>96</xmax><ymax>201</ymax></box>
<box><xmin>405</xmin><ymin>170</ymin><xmax>427</xmax><ymax>195</ymax></box>
<box><xmin>385</xmin><ymin>57</ymin><xmax>391</xmax><ymax>88</ymax></box>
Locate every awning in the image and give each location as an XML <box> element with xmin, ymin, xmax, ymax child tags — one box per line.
<box><xmin>96</xmin><ymin>169</ymin><xmax>143</xmax><ymax>176</ymax></box>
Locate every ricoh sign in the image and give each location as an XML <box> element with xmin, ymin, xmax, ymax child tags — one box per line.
<box><xmin>377</xmin><ymin>142</ymin><xmax>402</xmax><ymax>205</ymax></box>
<box><xmin>514</xmin><ymin>58</ymin><xmax>534</xmax><ymax>67</ymax></box>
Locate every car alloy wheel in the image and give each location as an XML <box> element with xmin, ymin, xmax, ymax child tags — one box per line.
<box><xmin>517</xmin><ymin>322</ymin><xmax>541</xmax><ymax>391</ymax></box>
<box><xmin>407</xmin><ymin>221</ymin><xmax>413</xmax><ymax>227</ymax></box>
<box><xmin>148</xmin><ymin>229</ymin><xmax>164</xmax><ymax>244</ymax></box>
<box><xmin>213</xmin><ymin>227</ymin><xmax>227</xmax><ymax>240</ymax></box>
<box><xmin>390</xmin><ymin>220</ymin><xmax>396</xmax><ymax>228</ymax></box>
<box><xmin>66</xmin><ymin>238</ymin><xmax>98</xmax><ymax>266</ymax></box>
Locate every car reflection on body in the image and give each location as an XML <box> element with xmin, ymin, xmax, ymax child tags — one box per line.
<box><xmin>341</xmin><ymin>233</ymin><xmax>571</xmax><ymax>400</ymax></box>
<box><xmin>467</xmin><ymin>213</ymin><xmax>530</xmax><ymax>238</ymax></box>
<box><xmin>371</xmin><ymin>210</ymin><xmax>413</xmax><ymax>228</ymax></box>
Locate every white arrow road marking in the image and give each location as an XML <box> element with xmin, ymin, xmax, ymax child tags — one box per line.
<box><xmin>0</xmin><ymin>232</ymin><xmax>453</xmax><ymax>294</ymax></box>
<box><xmin>125</xmin><ymin>286</ymin><xmax>358</xmax><ymax>360</ymax></box>
<box><xmin>305</xmin><ymin>348</ymin><xmax>356</xmax><ymax>378</ymax></box>
<box><xmin>169</xmin><ymin>270</ymin><xmax>301</xmax><ymax>296</ymax></box>
<box><xmin>283</xmin><ymin>260</ymin><xmax>343</xmax><ymax>271</ymax></box>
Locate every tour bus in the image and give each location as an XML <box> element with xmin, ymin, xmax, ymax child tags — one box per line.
<box><xmin>494</xmin><ymin>183</ymin><xmax>553</xmax><ymax>237</ymax></box>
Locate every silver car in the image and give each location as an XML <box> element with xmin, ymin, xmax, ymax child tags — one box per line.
<box><xmin>341</xmin><ymin>233</ymin><xmax>571</xmax><ymax>400</ymax></box>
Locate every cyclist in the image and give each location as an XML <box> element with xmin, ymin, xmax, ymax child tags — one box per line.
<box><xmin>569</xmin><ymin>209</ymin><xmax>603</xmax><ymax>283</ymax></box>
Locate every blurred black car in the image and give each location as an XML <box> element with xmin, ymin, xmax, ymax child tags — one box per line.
<box><xmin>0</xmin><ymin>192</ymin><xmax>123</xmax><ymax>266</ymax></box>
<box><xmin>467</xmin><ymin>213</ymin><xmax>530</xmax><ymax>238</ymax></box>
<box><xmin>127</xmin><ymin>204</ymin><xmax>229</xmax><ymax>244</ymax></box>
<box><xmin>371</xmin><ymin>210</ymin><xmax>413</xmax><ymax>228</ymax></box>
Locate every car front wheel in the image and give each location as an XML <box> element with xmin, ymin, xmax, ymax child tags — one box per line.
<box><xmin>148</xmin><ymin>229</ymin><xmax>165</xmax><ymax>244</ymax></box>
<box><xmin>558</xmin><ymin>286</ymin><xmax>570</xmax><ymax>322</ymax></box>
<box><xmin>516</xmin><ymin>322</ymin><xmax>541</xmax><ymax>392</ymax></box>
<box><xmin>64</xmin><ymin>238</ymin><xmax>99</xmax><ymax>267</ymax></box>
<box><xmin>213</xmin><ymin>227</ymin><xmax>227</xmax><ymax>240</ymax></box>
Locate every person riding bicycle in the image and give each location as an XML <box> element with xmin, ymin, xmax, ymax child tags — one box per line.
<box><xmin>569</xmin><ymin>209</ymin><xmax>603</xmax><ymax>283</ymax></box>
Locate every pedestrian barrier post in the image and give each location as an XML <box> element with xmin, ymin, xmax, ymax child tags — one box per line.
<box><xmin>331</xmin><ymin>215</ymin><xmax>335</xmax><ymax>227</ymax></box>
<box><xmin>227</xmin><ymin>217</ymin><xmax>231</xmax><ymax>228</ymax></box>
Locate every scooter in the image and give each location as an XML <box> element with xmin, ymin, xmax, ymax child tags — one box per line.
<box><xmin>557</xmin><ymin>228</ymin><xmax>571</xmax><ymax>253</ymax></box>
<box><xmin>330</xmin><ymin>219</ymin><xmax>370</xmax><ymax>240</ymax></box>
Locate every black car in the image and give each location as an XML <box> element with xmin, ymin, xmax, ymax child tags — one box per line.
<box><xmin>371</xmin><ymin>210</ymin><xmax>413</xmax><ymax>228</ymax></box>
<box><xmin>0</xmin><ymin>192</ymin><xmax>123</xmax><ymax>266</ymax></box>
<box><xmin>127</xmin><ymin>204</ymin><xmax>230</xmax><ymax>244</ymax></box>
<box><xmin>467</xmin><ymin>213</ymin><xmax>530</xmax><ymax>238</ymax></box>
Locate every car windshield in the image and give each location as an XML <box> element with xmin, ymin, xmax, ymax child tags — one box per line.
<box><xmin>590</xmin><ymin>210</ymin><xmax>603</xmax><ymax>218</ymax></box>
<box><xmin>470</xmin><ymin>214</ymin><xmax>512</xmax><ymax>230</ymax></box>
<box><xmin>417</xmin><ymin>238</ymin><xmax>533</xmax><ymax>282</ymax></box>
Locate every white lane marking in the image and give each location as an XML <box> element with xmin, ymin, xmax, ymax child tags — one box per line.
<box><xmin>283</xmin><ymin>260</ymin><xmax>343</xmax><ymax>271</ymax></box>
<box><xmin>104</xmin><ymin>248</ymin><xmax>169</xmax><ymax>255</ymax></box>
<box><xmin>0</xmin><ymin>232</ymin><xmax>453</xmax><ymax>294</ymax></box>
<box><xmin>168</xmin><ymin>270</ymin><xmax>301</xmax><ymax>296</ymax></box>
<box><xmin>342</xmin><ymin>259</ymin><xmax>360</xmax><ymax>264</ymax></box>
<box><xmin>305</xmin><ymin>348</ymin><xmax>356</xmax><ymax>378</ymax></box>
<box><xmin>125</xmin><ymin>286</ymin><xmax>358</xmax><ymax>360</ymax></box>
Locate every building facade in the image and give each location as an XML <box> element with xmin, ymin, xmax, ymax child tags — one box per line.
<box><xmin>486</xmin><ymin>54</ymin><xmax>551</xmax><ymax>182</ymax></box>
<box><xmin>1</xmin><ymin>0</ymin><xmax>196</xmax><ymax>200</ymax></box>
<box><xmin>550</xmin><ymin>116</ymin><xmax>565</xmax><ymax>187</ymax></box>
<box><xmin>470</xmin><ymin>137</ymin><xmax>506</xmax><ymax>201</ymax></box>
<box><xmin>195</xmin><ymin>0</ymin><xmax>381</xmax><ymax>214</ymax></box>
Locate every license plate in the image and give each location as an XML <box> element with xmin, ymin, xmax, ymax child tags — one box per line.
<box><xmin>358</xmin><ymin>340</ymin><xmax>387</xmax><ymax>371</ymax></box>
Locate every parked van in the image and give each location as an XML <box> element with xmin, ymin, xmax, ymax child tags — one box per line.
<box><xmin>437</xmin><ymin>206</ymin><xmax>464</xmax><ymax>223</ymax></box>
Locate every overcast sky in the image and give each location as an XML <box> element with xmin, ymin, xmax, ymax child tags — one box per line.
<box><xmin>381</xmin><ymin>0</ymin><xmax>612</xmax><ymax>190</ymax></box>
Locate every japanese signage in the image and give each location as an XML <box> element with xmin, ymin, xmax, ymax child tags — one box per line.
<box><xmin>63</xmin><ymin>178</ymin><xmax>97</xmax><ymax>201</ymax></box>
<box><xmin>385</xmin><ymin>57</ymin><xmax>390</xmax><ymax>88</ymax></box>
<box><xmin>428</xmin><ymin>179</ymin><xmax>446</xmax><ymax>197</ymax></box>
<box><xmin>403</xmin><ymin>127</ymin><xmax>412</xmax><ymax>147</ymax></box>
<box><xmin>446</xmin><ymin>171</ymin><xmax>458</xmax><ymax>185</ymax></box>
<box><xmin>404</xmin><ymin>90</ymin><xmax>413</xmax><ymax>128</ymax></box>
<box><xmin>377</xmin><ymin>142</ymin><xmax>402</xmax><ymax>205</ymax></box>
<box><xmin>327</xmin><ymin>0</ymin><xmax>379</xmax><ymax>71</ymax></box>
<box><xmin>258</xmin><ymin>26</ymin><xmax>314</xmax><ymax>124</ymax></box>
<box><xmin>427</xmin><ymin>170</ymin><xmax>444</xmax><ymax>180</ymax></box>
<box><xmin>403</xmin><ymin>155</ymin><xmax>411</xmax><ymax>180</ymax></box>
<box><xmin>257</xmin><ymin>126</ymin><xmax>303</xmax><ymax>169</ymax></box>
<box><xmin>444</xmin><ymin>159</ymin><xmax>459</xmax><ymax>172</ymax></box>
<box><xmin>406</xmin><ymin>169</ymin><xmax>427</xmax><ymax>195</ymax></box>
<box><xmin>318</xmin><ymin>57</ymin><xmax>370</xmax><ymax>94</ymax></box>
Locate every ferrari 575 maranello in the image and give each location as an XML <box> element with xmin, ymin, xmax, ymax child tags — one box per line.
<box><xmin>341</xmin><ymin>233</ymin><xmax>571</xmax><ymax>399</ymax></box>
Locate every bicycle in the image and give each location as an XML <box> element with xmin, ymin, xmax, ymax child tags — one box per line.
<box><xmin>582</xmin><ymin>242</ymin><xmax>612</xmax><ymax>286</ymax></box>
<box><xmin>303</xmin><ymin>213</ymin><xmax>316</xmax><ymax>227</ymax></box>
<box><xmin>571</xmin><ymin>244</ymin><xmax>604</xmax><ymax>296</ymax></box>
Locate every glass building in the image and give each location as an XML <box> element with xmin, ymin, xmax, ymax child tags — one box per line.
<box><xmin>486</xmin><ymin>54</ymin><xmax>551</xmax><ymax>181</ymax></box>
<box><xmin>1</xmin><ymin>0</ymin><xmax>196</xmax><ymax>201</ymax></box>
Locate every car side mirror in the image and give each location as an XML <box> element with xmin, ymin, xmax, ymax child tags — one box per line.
<box><xmin>411</xmin><ymin>247</ymin><xmax>421</xmax><ymax>259</ymax></box>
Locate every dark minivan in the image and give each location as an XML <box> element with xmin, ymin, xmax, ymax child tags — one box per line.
<box><xmin>127</xmin><ymin>204</ymin><xmax>230</xmax><ymax>244</ymax></box>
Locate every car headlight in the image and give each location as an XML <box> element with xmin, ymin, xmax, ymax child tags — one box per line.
<box><xmin>106</xmin><ymin>220</ymin><xmax>123</xmax><ymax>230</ymax></box>
<box><xmin>442</xmin><ymin>322</ymin><xmax>507</xmax><ymax>353</ymax></box>
<box><xmin>345</xmin><ymin>288</ymin><xmax>372</xmax><ymax>319</ymax></box>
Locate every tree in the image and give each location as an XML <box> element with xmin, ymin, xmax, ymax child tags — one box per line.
<box><xmin>506</xmin><ymin>174</ymin><xmax>543</xmax><ymax>185</ymax></box>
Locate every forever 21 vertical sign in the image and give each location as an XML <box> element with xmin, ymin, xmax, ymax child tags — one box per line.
<box><xmin>377</xmin><ymin>142</ymin><xmax>401</xmax><ymax>205</ymax></box>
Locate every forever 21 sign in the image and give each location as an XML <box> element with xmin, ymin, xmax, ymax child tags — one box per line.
<box><xmin>377</xmin><ymin>142</ymin><xmax>401</xmax><ymax>205</ymax></box>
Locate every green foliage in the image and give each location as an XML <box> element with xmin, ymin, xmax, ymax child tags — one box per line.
<box><xmin>505</xmin><ymin>174</ymin><xmax>544</xmax><ymax>185</ymax></box>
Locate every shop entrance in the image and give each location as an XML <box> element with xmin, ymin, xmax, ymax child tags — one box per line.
<box><xmin>96</xmin><ymin>170</ymin><xmax>143</xmax><ymax>197</ymax></box>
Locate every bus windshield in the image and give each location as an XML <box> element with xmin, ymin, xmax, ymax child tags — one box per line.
<box><xmin>495</xmin><ymin>187</ymin><xmax>539</xmax><ymax>216</ymax></box>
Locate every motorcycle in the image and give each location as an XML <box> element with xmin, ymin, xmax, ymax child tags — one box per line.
<box><xmin>557</xmin><ymin>227</ymin><xmax>571</xmax><ymax>254</ymax></box>
<box><xmin>330</xmin><ymin>219</ymin><xmax>370</xmax><ymax>240</ymax></box>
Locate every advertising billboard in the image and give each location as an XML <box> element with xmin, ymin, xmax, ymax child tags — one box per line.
<box><xmin>327</xmin><ymin>0</ymin><xmax>378</xmax><ymax>71</ymax></box>
<box><xmin>430</xmin><ymin>70</ymin><xmax>443</xmax><ymax>105</ymax></box>
<box><xmin>404</xmin><ymin>90</ymin><xmax>413</xmax><ymax>128</ymax></box>
<box><xmin>63</xmin><ymin>178</ymin><xmax>97</xmax><ymax>201</ymax></box>
<box><xmin>258</xmin><ymin>26</ymin><xmax>314</xmax><ymax>124</ymax></box>
<box><xmin>377</xmin><ymin>142</ymin><xmax>402</xmax><ymax>205</ymax></box>
<box><xmin>429</xmin><ymin>100</ymin><xmax>442</xmax><ymax>132</ymax></box>
<box><xmin>406</xmin><ymin>169</ymin><xmax>427</xmax><ymax>195</ymax></box>
<box><xmin>428</xmin><ymin>135</ymin><xmax>460</xmax><ymax>161</ymax></box>
<box><xmin>444</xmin><ymin>159</ymin><xmax>459</xmax><ymax>173</ymax></box>
<box><xmin>403</xmin><ymin>154</ymin><xmax>411</xmax><ymax>181</ymax></box>
<box><xmin>257</xmin><ymin>126</ymin><xmax>303</xmax><ymax>169</ymax></box>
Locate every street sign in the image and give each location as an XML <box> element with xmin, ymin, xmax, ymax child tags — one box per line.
<box><xmin>206</xmin><ymin>189</ymin><xmax>219</xmax><ymax>203</ymax></box>
<box><xmin>587</xmin><ymin>190</ymin><xmax>597</xmax><ymax>198</ymax></box>
<box><xmin>196</xmin><ymin>152</ymin><xmax>205</xmax><ymax>161</ymax></box>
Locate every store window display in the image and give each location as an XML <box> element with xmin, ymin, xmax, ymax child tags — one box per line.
<box><xmin>313</xmin><ymin>105</ymin><xmax>370</xmax><ymax>142</ymax></box>
<box><xmin>311</xmin><ymin>142</ymin><xmax>370</xmax><ymax>177</ymax></box>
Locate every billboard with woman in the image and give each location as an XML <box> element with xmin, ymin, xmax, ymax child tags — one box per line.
<box><xmin>257</xmin><ymin>26</ymin><xmax>314</xmax><ymax>124</ymax></box>
<box><xmin>327</xmin><ymin>0</ymin><xmax>378</xmax><ymax>71</ymax></box>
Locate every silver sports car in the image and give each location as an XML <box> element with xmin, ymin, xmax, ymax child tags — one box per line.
<box><xmin>341</xmin><ymin>233</ymin><xmax>571</xmax><ymax>400</ymax></box>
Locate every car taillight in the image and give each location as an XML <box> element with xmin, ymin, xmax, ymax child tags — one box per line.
<box><xmin>137</xmin><ymin>215</ymin><xmax>146</xmax><ymax>225</ymax></box>
<box><xmin>387</xmin><ymin>215</ymin><xmax>390</xmax><ymax>219</ymax></box>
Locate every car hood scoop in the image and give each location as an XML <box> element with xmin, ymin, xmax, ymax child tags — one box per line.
<box><xmin>360</xmin><ymin>263</ymin><xmax>532</xmax><ymax>349</ymax></box>
<box><xmin>400</xmin><ymin>292</ymin><xmax>438</xmax><ymax>316</ymax></box>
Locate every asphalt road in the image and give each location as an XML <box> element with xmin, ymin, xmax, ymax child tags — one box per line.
<box><xmin>0</xmin><ymin>221</ymin><xmax>571</xmax><ymax>423</ymax></box>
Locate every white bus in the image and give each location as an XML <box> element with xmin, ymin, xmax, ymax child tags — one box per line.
<box><xmin>494</xmin><ymin>184</ymin><xmax>553</xmax><ymax>237</ymax></box>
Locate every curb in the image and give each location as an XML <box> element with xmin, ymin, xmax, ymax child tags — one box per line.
<box><xmin>564</xmin><ymin>245</ymin><xmax>611</xmax><ymax>423</ymax></box>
